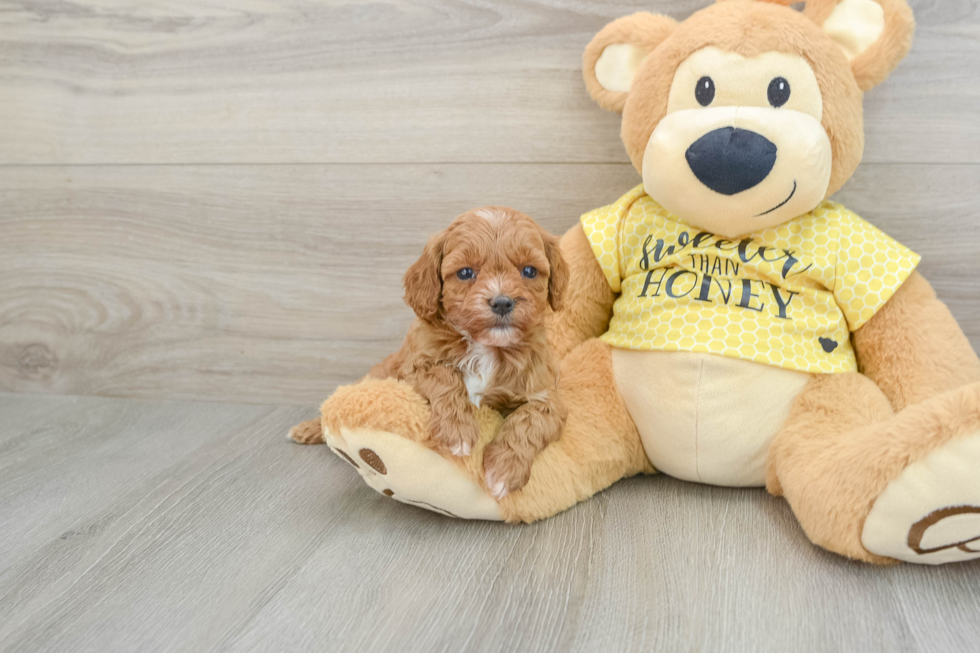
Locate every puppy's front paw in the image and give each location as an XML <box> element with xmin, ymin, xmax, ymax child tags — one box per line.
<box><xmin>430</xmin><ymin>412</ymin><xmax>480</xmax><ymax>457</ymax></box>
<box><xmin>483</xmin><ymin>442</ymin><xmax>532</xmax><ymax>500</ymax></box>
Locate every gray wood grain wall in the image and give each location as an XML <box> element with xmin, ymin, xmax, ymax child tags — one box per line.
<box><xmin>1</xmin><ymin>0</ymin><xmax>978</xmax><ymax>406</ymax></box>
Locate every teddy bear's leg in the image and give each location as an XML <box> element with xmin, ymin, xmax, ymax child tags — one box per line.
<box><xmin>854</xmin><ymin>272</ymin><xmax>980</xmax><ymax>564</ymax></box>
<box><xmin>318</xmin><ymin>376</ymin><xmax>507</xmax><ymax>520</ymax></box>
<box><xmin>318</xmin><ymin>338</ymin><xmax>650</xmax><ymax>523</ymax></box>
<box><xmin>768</xmin><ymin>375</ymin><xmax>980</xmax><ymax>564</ymax></box>
<box><xmin>768</xmin><ymin>273</ymin><xmax>980</xmax><ymax>564</ymax></box>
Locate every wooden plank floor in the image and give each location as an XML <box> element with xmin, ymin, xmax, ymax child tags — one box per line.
<box><xmin>0</xmin><ymin>391</ymin><xmax>978</xmax><ymax>653</ymax></box>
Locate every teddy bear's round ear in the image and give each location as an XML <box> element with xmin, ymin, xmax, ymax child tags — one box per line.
<box><xmin>804</xmin><ymin>0</ymin><xmax>915</xmax><ymax>91</ymax></box>
<box><xmin>583</xmin><ymin>12</ymin><xmax>678</xmax><ymax>113</ymax></box>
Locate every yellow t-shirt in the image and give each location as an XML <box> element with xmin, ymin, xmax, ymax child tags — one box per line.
<box><xmin>581</xmin><ymin>185</ymin><xmax>920</xmax><ymax>374</ymax></box>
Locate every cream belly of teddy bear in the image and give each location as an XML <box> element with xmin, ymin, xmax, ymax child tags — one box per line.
<box><xmin>612</xmin><ymin>348</ymin><xmax>810</xmax><ymax>486</ymax></box>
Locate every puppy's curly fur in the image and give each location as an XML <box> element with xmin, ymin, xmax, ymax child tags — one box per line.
<box><xmin>372</xmin><ymin>207</ymin><xmax>569</xmax><ymax>498</ymax></box>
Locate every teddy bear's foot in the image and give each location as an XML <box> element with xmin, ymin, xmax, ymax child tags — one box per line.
<box><xmin>768</xmin><ymin>374</ymin><xmax>980</xmax><ymax>564</ymax></box>
<box><xmin>324</xmin><ymin>426</ymin><xmax>502</xmax><ymax>520</ymax></box>
<box><xmin>315</xmin><ymin>341</ymin><xmax>651</xmax><ymax>524</ymax></box>
<box><xmin>319</xmin><ymin>378</ymin><xmax>503</xmax><ymax>520</ymax></box>
<box><xmin>862</xmin><ymin>429</ymin><xmax>980</xmax><ymax>565</ymax></box>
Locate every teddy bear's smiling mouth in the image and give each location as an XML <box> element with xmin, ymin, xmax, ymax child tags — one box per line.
<box><xmin>755</xmin><ymin>179</ymin><xmax>797</xmax><ymax>217</ymax></box>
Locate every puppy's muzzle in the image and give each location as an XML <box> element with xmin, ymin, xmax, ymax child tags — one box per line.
<box><xmin>489</xmin><ymin>295</ymin><xmax>515</xmax><ymax>316</ymax></box>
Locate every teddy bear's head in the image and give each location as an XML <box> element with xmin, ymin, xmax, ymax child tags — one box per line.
<box><xmin>583</xmin><ymin>0</ymin><xmax>913</xmax><ymax>238</ymax></box>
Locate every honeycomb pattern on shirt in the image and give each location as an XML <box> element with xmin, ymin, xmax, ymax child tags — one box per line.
<box><xmin>581</xmin><ymin>185</ymin><xmax>920</xmax><ymax>374</ymax></box>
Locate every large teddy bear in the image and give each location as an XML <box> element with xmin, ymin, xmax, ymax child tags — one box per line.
<box><xmin>292</xmin><ymin>0</ymin><xmax>980</xmax><ymax>565</ymax></box>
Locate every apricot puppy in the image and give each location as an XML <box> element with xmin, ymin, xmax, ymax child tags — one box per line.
<box><xmin>378</xmin><ymin>207</ymin><xmax>569</xmax><ymax>498</ymax></box>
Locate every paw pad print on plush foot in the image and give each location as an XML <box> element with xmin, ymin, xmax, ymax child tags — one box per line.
<box><xmin>907</xmin><ymin>506</ymin><xmax>980</xmax><ymax>556</ymax></box>
<box><xmin>330</xmin><ymin>444</ymin><xmax>458</xmax><ymax>514</ymax></box>
<box><xmin>863</xmin><ymin>431</ymin><xmax>980</xmax><ymax>564</ymax></box>
<box><xmin>322</xmin><ymin>426</ymin><xmax>503</xmax><ymax>521</ymax></box>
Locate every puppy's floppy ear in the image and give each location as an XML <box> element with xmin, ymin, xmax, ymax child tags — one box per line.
<box><xmin>805</xmin><ymin>0</ymin><xmax>914</xmax><ymax>91</ymax></box>
<box><xmin>543</xmin><ymin>231</ymin><xmax>569</xmax><ymax>312</ymax></box>
<box><xmin>404</xmin><ymin>231</ymin><xmax>447</xmax><ymax>322</ymax></box>
<box><xmin>583</xmin><ymin>12</ymin><xmax>678</xmax><ymax>113</ymax></box>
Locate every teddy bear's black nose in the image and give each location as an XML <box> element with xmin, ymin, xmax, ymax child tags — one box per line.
<box><xmin>685</xmin><ymin>127</ymin><xmax>777</xmax><ymax>196</ymax></box>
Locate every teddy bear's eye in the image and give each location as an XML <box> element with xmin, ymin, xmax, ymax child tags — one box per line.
<box><xmin>695</xmin><ymin>76</ymin><xmax>715</xmax><ymax>106</ymax></box>
<box><xmin>767</xmin><ymin>77</ymin><xmax>791</xmax><ymax>107</ymax></box>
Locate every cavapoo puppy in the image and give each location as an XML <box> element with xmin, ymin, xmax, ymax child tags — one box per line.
<box><xmin>375</xmin><ymin>207</ymin><xmax>569</xmax><ymax>498</ymax></box>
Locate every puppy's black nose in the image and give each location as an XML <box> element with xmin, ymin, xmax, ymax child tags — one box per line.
<box><xmin>685</xmin><ymin>127</ymin><xmax>777</xmax><ymax>196</ymax></box>
<box><xmin>489</xmin><ymin>295</ymin><xmax>515</xmax><ymax>316</ymax></box>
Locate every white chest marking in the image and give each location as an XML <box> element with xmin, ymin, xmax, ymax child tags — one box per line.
<box><xmin>458</xmin><ymin>343</ymin><xmax>496</xmax><ymax>408</ymax></box>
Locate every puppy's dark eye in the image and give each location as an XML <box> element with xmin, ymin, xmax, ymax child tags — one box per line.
<box><xmin>695</xmin><ymin>76</ymin><xmax>715</xmax><ymax>106</ymax></box>
<box><xmin>521</xmin><ymin>266</ymin><xmax>538</xmax><ymax>279</ymax></box>
<box><xmin>767</xmin><ymin>77</ymin><xmax>790</xmax><ymax>107</ymax></box>
<box><xmin>456</xmin><ymin>268</ymin><xmax>475</xmax><ymax>281</ymax></box>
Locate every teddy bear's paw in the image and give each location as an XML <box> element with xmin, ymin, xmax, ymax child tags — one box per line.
<box><xmin>862</xmin><ymin>430</ymin><xmax>980</xmax><ymax>565</ymax></box>
<box><xmin>323</xmin><ymin>425</ymin><xmax>503</xmax><ymax>521</ymax></box>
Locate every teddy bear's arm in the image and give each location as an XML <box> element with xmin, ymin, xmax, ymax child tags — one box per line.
<box><xmin>546</xmin><ymin>223</ymin><xmax>617</xmax><ymax>359</ymax></box>
<box><xmin>852</xmin><ymin>271</ymin><xmax>980</xmax><ymax>411</ymax></box>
